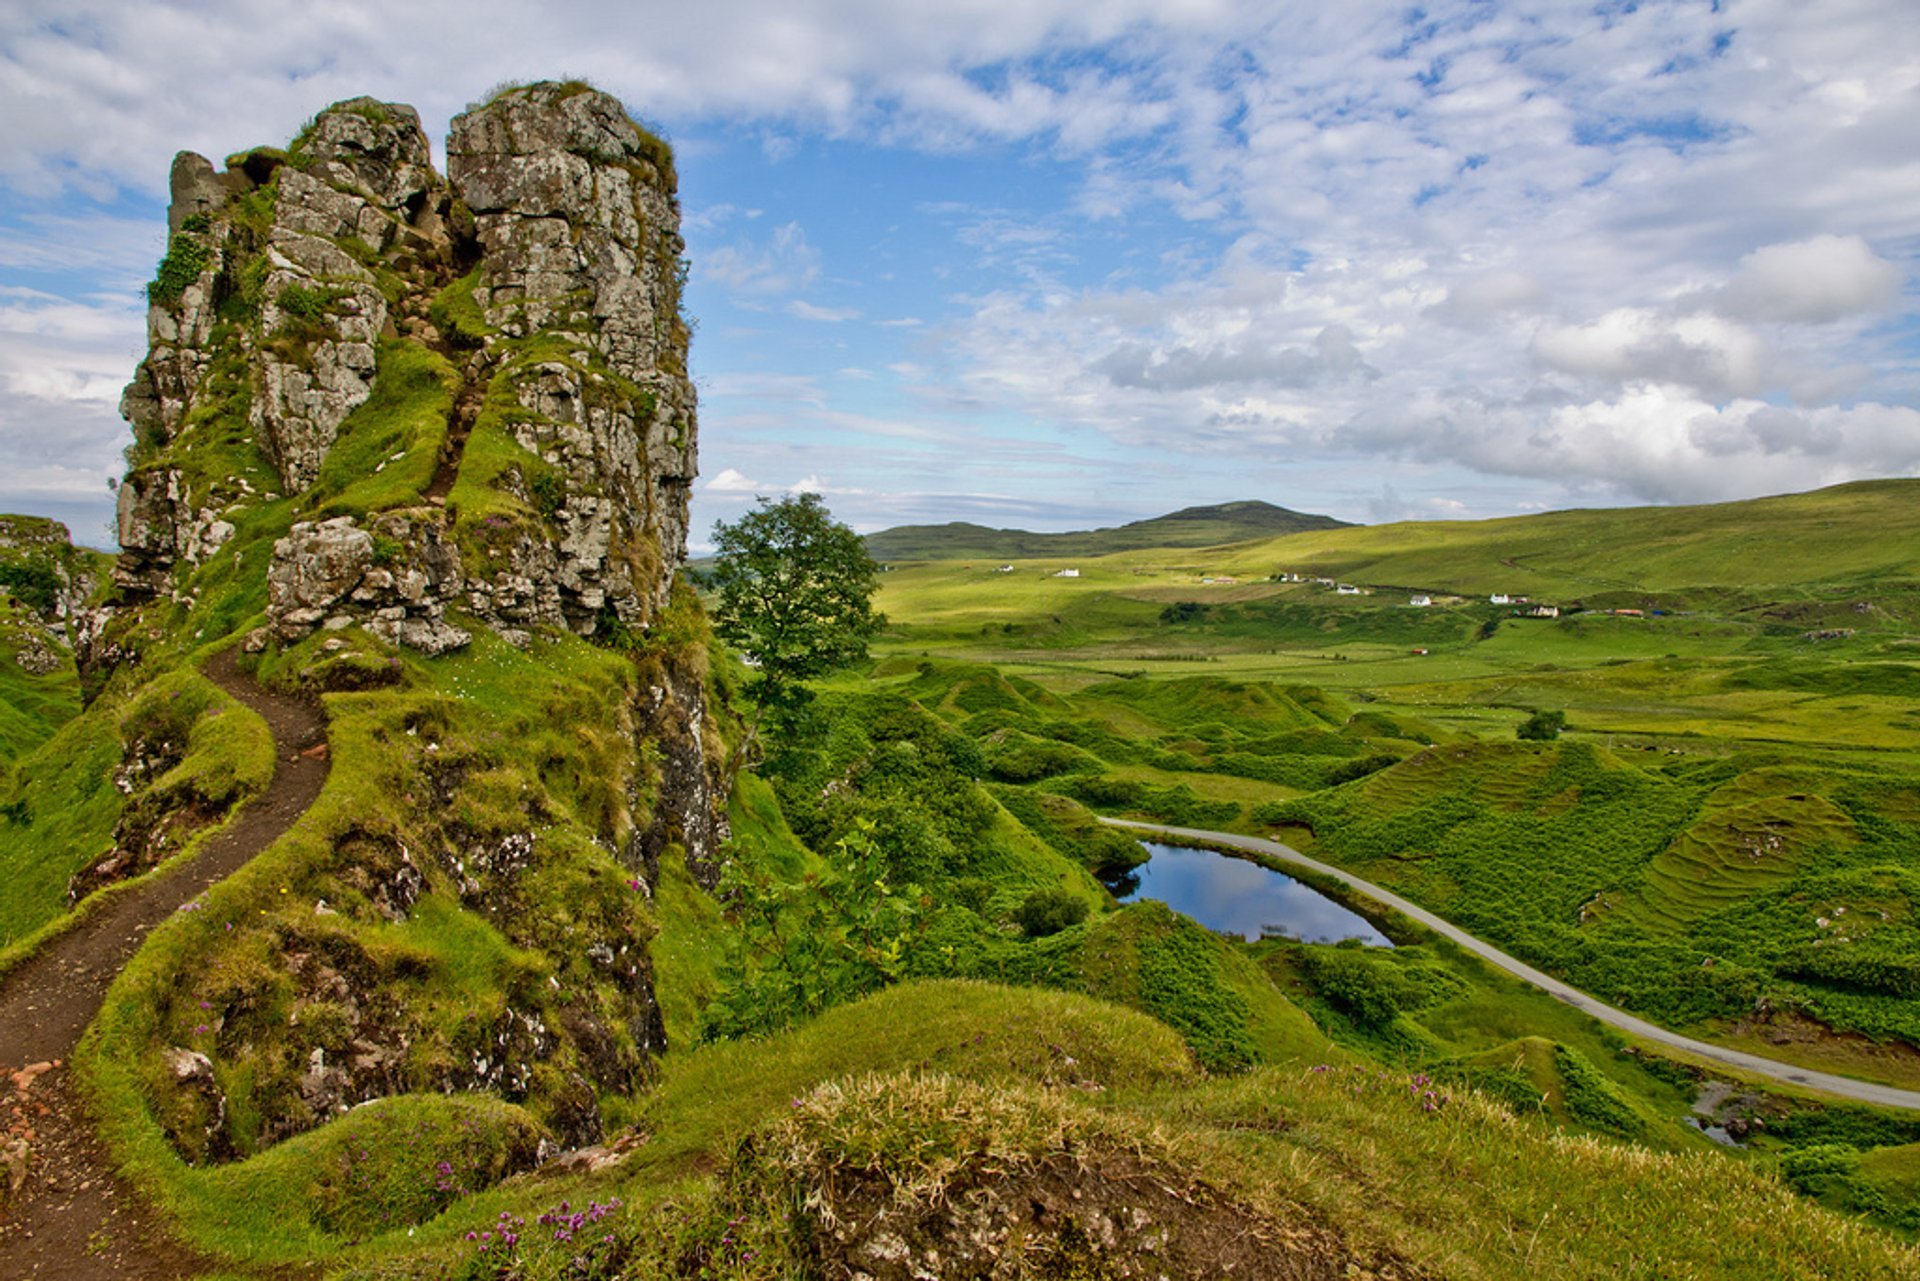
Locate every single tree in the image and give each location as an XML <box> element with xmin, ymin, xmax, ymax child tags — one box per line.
<box><xmin>1515</xmin><ymin>708</ymin><xmax>1566</xmax><ymax>741</ymax></box>
<box><xmin>710</xmin><ymin>493</ymin><xmax>883</xmax><ymax>761</ymax></box>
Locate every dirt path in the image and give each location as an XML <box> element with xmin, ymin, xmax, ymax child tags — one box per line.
<box><xmin>1106</xmin><ymin>818</ymin><xmax>1920</xmax><ymax>1113</ymax></box>
<box><xmin>0</xmin><ymin>650</ymin><xmax>328</xmax><ymax>1279</ymax></box>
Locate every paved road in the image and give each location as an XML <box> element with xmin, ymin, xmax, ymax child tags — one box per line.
<box><xmin>1102</xmin><ymin>818</ymin><xmax>1920</xmax><ymax>1113</ymax></box>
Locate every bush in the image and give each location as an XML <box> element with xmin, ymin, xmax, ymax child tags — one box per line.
<box><xmin>1552</xmin><ymin>1044</ymin><xmax>1644</xmax><ymax>1137</ymax></box>
<box><xmin>0</xmin><ymin>563</ymin><xmax>61</xmax><ymax>614</ymax></box>
<box><xmin>1781</xmin><ymin>1144</ymin><xmax>1863</xmax><ymax>1197</ymax></box>
<box><xmin>1516</xmin><ymin>709</ymin><xmax>1566</xmax><ymax>741</ymax></box>
<box><xmin>147</xmin><ymin>233</ymin><xmax>214</xmax><ymax>306</ymax></box>
<box><xmin>1014</xmin><ymin>888</ymin><xmax>1088</xmax><ymax>938</ymax></box>
<box><xmin>983</xmin><ymin>733</ymin><xmax>1100</xmax><ymax>783</ymax></box>
<box><xmin>1777</xmin><ymin>945</ymin><xmax>1920</xmax><ymax>998</ymax></box>
<box><xmin>1324</xmin><ymin>753</ymin><xmax>1400</xmax><ymax>786</ymax></box>
<box><xmin>1299</xmin><ymin>947</ymin><xmax>1401</xmax><ymax>1027</ymax></box>
<box><xmin>528</xmin><ymin>469</ymin><xmax>566</xmax><ymax>518</ymax></box>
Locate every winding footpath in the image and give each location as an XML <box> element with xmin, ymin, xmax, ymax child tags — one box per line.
<box><xmin>1103</xmin><ymin>818</ymin><xmax>1920</xmax><ymax>1113</ymax></box>
<box><xmin>0</xmin><ymin>650</ymin><xmax>328</xmax><ymax>1279</ymax></box>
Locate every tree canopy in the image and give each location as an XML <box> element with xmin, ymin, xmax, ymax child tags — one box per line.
<box><xmin>1516</xmin><ymin>708</ymin><xmax>1566</xmax><ymax>741</ymax></box>
<box><xmin>709</xmin><ymin>493</ymin><xmax>884</xmax><ymax>707</ymax></box>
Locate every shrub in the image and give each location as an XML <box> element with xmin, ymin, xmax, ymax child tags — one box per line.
<box><xmin>1324</xmin><ymin>753</ymin><xmax>1400</xmax><ymax>786</ymax></box>
<box><xmin>527</xmin><ymin>469</ymin><xmax>566</xmax><ymax>518</ymax></box>
<box><xmin>1299</xmin><ymin>947</ymin><xmax>1401</xmax><ymax>1027</ymax></box>
<box><xmin>1516</xmin><ymin>709</ymin><xmax>1566</xmax><ymax>741</ymax></box>
<box><xmin>1552</xmin><ymin>1044</ymin><xmax>1644</xmax><ymax>1137</ymax></box>
<box><xmin>1014</xmin><ymin>888</ymin><xmax>1088</xmax><ymax>938</ymax></box>
<box><xmin>274</xmin><ymin>282</ymin><xmax>335</xmax><ymax>321</ymax></box>
<box><xmin>148</xmin><ymin>233</ymin><xmax>214</xmax><ymax>306</ymax></box>
<box><xmin>0</xmin><ymin>563</ymin><xmax>62</xmax><ymax>614</ymax></box>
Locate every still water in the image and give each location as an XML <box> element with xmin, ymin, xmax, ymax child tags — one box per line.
<box><xmin>1113</xmin><ymin>842</ymin><xmax>1393</xmax><ymax>946</ymax></box>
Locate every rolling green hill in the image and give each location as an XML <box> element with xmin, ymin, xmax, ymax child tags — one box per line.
<box><xmin>863</xmin><ymin>498</ymin><xmax>1351</xmax><ymax>562</ymax></box>
<box><xmin>16</xmin><ymin>79</ymin><xmax>1920</xmax><ymax>1278</ymax></box>
<box><xmin>1210</xmin><ymin>478</ymin><xmax>1920</xmax><ymax>598</ymax></box>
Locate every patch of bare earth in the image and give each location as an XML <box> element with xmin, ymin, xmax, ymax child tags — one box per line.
<box><xmin>801</xmin><ymin>1145</ymin><xmax>1427</xmax><ymax>1281</ymax></box>
<box><xmin>0</xmin><ymin>650</ymin><xmax>327</xmax><ymax>1279</ymax></box>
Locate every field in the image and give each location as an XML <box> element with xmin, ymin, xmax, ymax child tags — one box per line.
<box><xmin>14</xmin><ymin>479</ymin><xmax>1920</xmax><ymax>1274</ymax></box>
<box><xmin>825</xmin><ymin>481</ymin><xmax>1920</xmax><ymax>1231</ymax></box>
<box><xmin>862</xmin><ymin>485</ymin><xmax>1920</xmax><ymax>1067</ymax></box>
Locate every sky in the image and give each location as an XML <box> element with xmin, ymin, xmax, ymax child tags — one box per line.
<box><xmin>2</xmin><ymin>0</ymin><xmax>1917</xmax><ymax>549</ymax></box>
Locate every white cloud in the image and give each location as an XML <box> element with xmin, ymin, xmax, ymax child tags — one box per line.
<box><xmin>1531</xmin><ymin>309</ymin><xmax>1776</xmax><ymax>400</ymax></box>
<box><xmin>703</xmin><ymin>467</ymin><xmax>767</xmax><ymax>492</ymax></box>
<box><xmin>1427</xmin><ymin>270</ymin><xmax>1548</xmax><ymax>324</ymax></box>
<box><xmin>6</xmin><ymin>0</ymin><xmax>1920</xmax><ymax>530</ymax></box>
<box><xmin>1713</xmin><ymin>234</ymin><xmax>1905</xmax><ymax>323</ymax></box>
<box><xmin>700</xmin><ymin>222</ymin><xmax>821</xmax><ymax>297</ymax></box>
<box><xmin>1095</xmin><ymin>324</ymin><xmax>1375</xmax><ymax>392</ymax></box>
<box><xmin>786</xmin><ymin>300</ymin><xmax>860</xmax><ymax>322</ymax></box>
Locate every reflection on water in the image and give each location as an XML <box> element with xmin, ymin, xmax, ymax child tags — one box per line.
<box><xmin>1112</xmin><ymin>842</ymin><xmax>1392</xmax><ymax>946</ymax></box>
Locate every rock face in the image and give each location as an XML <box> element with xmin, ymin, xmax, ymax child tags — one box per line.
<box><xmin>115</xmin><ymin>85</ymin><xmax>695</xmax><ymax>648</ymax></box>
<box><xmin>108</xmin><ymin>84</ymin><xmax>726</xmax><ymax>869</ymax></box>
<box><xmin>103</xmin><ymin>85</ymin><xmax>733</xmax><ymax>1166</ymax></box>
<box><xmin>443</xmin><ymin>85</ymin><xmax>696</xmax><ymax>633</ymax></box>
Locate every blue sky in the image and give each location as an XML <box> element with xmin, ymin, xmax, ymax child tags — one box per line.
<box><xmin>2</xmin><ymin>0</ymin><xmax>1916</xmax><ymax>548</ymax></box>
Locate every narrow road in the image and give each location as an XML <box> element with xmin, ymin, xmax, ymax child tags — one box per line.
<box><xmin>0</xmin><ymin>649</ymin><xmax>329</xmax><ymax>1279</ymax></box>
<box><xmin>1102</xmin><ymin>818</ymin><xmax>1920</xmax><ymax>1113</ymax></box>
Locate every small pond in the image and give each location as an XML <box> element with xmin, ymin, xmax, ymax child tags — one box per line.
<box><xmin>1111</xmin><ymin>842</ymin><xmax>1393</xmax><ymax>946</ymax></box>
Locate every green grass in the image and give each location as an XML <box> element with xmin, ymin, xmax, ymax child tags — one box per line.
<box><xmin>51</xmin><ymin>89</ymin><xmax>1920</xmax><ymax>1278</ymax></box>
<box><xmin>79</xmin><ymin>623</ymin><xmax>723</xmax><ymax>1255</ymax></box>
<box><xmin>1149</xmin><ymin>1062</ymin><xmax>1920</xmax><ymax>1278</ymax></box>
<box><xmin>308</xmin><ymin>340</ymin><xmax>455</xmax><ymax>518</ymax></box>
<box><xmin>0</xmin><ymin>665</ymin><xmax>272</xmax><ymax>948</ymax></box>
<box><xmin>0</xmin><ymin>601</ymin><xmax>81</xmax><ymax>764</ymax></box>
<box><xmin>357</xmin><ymin>983</ymin><xmax>1920</xmax><ymax>1280</ymax></box>
<box><xmin>77</xmin><ymin>1090</ymin><xmax>546</xmax><ymax>1262</ymax></box>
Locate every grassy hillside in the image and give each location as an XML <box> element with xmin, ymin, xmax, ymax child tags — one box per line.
<box><xmin>0</xmin><ymin>596</ymin><xmax>80</xmax><ymax>767</ymax></box>
<box><xmin>864</xmin><ymin>498</ymin><xmax>1351</xmax><ymax>562</ymax></box>
<box><xmin>1206</xmin><ymin>478</ymin><xmax>1920</xmax><ymax>598</ymax></box>
<box><xmin>0</xmin><ymin>514</ymin><xmax>100</xmax><ymax>767</ymax></box>
<box><xmin>14</xmin><ymin>87</ymin><xmax>1920</xmax><ymax>1280</ymax></box>
<box><xmin>336</xmin><ymin>983</ymin><xmax>1920</xmax><ymax>1281</ymax></box>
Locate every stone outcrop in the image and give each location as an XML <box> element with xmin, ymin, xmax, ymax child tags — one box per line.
<box><xmin>97</xmin><ymin>82</ymin><xmax>736</xmax><ymax>1175</ymax></box>
<box><xmin>114</xmin><ymin>86</ymin><xmax>697</xmax><ymax>647</ymax></box>
<box><xmin>113</xmin><ymin>469</ymin><xmax>234</xmax><ymax>598</ymax></box>
<box><xmin>0</xmin><ymin>515</ymin><xmax>101</xmax><ymax>650</ymax></box>
<box><xmin>441</xmin><ymin>84</ymin><xmax>697</xmax><ymax>632</ymax></box>
<box><xmin>264</xmin><ymin>514</ymin><xmax>471</xmax><ymax>654</ymax></box>
<box><xmin>102</xmin><ymin>81</ymin><xmax>731</xmax><ymax>873</ymax></box>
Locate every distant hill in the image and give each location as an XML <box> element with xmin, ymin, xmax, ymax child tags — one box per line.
<box><xmin>865</xmin><ymin>500</ymin><xmax>1352</xmax><ymax>562</ymax></box>
<box><xmin>1198</xmin><ymin>478</ymin><xmax>1920</xmax><ymax>597</ymax></box>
